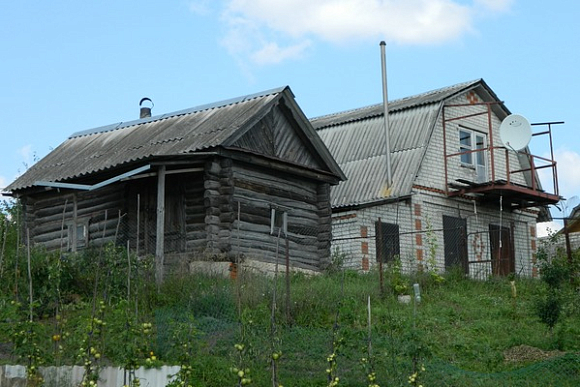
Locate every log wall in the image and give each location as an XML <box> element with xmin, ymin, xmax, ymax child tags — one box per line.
<box><xmin>229</xmin><ymin>160</ymin><xmax>330</xmax><ymax>271</ymax></box>
<box><xmin>20</xmin><ymin>156</ymin><xmax>334</xmax><ymax>273</ymax></box>
<box><xmin>22</xmin><ymin>185</ymin><xmax>127</xmax><ymax>252</ymax></box>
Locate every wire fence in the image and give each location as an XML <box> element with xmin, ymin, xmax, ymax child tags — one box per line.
<box><xmin>41</xmin><ymin>197</ymin><xmax>536</xmax><ymax>282</ymax></box>
<box><xmin>2</xmin><ymin>198</ymin><xmax>580</xmax><ymax>386</ymax></box>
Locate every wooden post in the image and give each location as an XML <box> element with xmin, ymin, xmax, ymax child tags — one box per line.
<box><xmin>285</xmin><ymin>235</ymin><xmax>291</xmax><ymax>323</ymax></box>
<box><xmin>136</xmin><ymin>194</ymin><xmax>140</xmax><ymax>257</ymax></box>
<box><xmin>27</xmin><ymin>229</ymin><xmax>33</xmax><ymax>323</ymax></box>
<box><xmin>155</xmin><ymin>165</ymin><xmax>166</xmax><ymax>287</ymax></box>
<box><xmin>564</xmin><ymin>217</ymin><xmax>573</xmax><ymax>271</ymax></box>
<box><xmin>378</xmin><ymin>219</ymin><xmax>384</xmax><ymax>296</ymax></box>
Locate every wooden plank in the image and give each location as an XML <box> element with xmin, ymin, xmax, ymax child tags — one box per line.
<box><xmin>156</xmin><ymin>165</ymin><xmax>166</xmax><ymax>285</ymax></box>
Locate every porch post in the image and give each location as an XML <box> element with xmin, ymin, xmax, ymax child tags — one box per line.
<box><xmin>155</xmin><ymin>165</ymin><xmax>166</xmax><ymax>287</ymax></box>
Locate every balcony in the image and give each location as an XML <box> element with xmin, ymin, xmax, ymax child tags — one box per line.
<box><xmin>442</xmin><ymin>102</ymin><xmax>562</xmax><ymax>211</ymax></box>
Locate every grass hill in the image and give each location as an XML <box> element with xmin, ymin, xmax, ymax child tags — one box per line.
<box><xmin>1</xmin><ymin>242</ymin><xmax>579</xmax><ymax>386</ymax></box>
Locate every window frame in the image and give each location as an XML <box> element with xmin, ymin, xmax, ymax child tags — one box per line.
<box><xmin>270</xmin><ymin>205</ymin><xmax>289</xmax><ymax>236</ymax></box>
<box><xmin>67</xmin><ymin>218</ymin><xmax>89</xmax><ymax>252</ymax></box>
<box><xmin>459</xmin><ymin>126</ymin><xmax>487</xmax><ymax>169</ymax></box>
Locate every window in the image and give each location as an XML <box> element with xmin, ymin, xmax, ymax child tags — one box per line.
<box><xmin>67</xmin><ymin>220</ymin><xmax>88</xmax><ymax>251</ymax></box>
<box><xmin>459</xmin><ymin>129</ymin><xmax>473</xmax><ymax>164</ymax></box>
<box><xmin>459</xmin><ymin>128</ymin><xmax>486</xmax><ymax>167</ymax></box>
<box><xmin>375</xmin><ymin>221</ymin><xmax>400</xmax><ymax>263</ymax></box>
<box><xmin>443</xmin><ymin>215</ymin><xmax>468</xmax><ymax>273</ymax></box>
<box><xmin>270</xmin><ymin>207</ymin><xmax>288</xmax><ymax>236</ymax></box>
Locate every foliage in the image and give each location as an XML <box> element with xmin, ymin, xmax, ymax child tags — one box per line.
<box><xmin>533</xmin><ymin>247</ymin><xmax>579</xmax><ymax>339</ymax></box>
<box><xmin>165</xmin><ymin>314</ymin><xmax>199</xmax><ymax>387</ymax></box>
<box><xmin>385</xmin><ymin>257</ymin><xmax>408</xmax><ymax>296</ymax></box>
<box><xmin>0</xmin><ymin>216</ymin><xmax>579</xmax><ymax>386</ymax></box>
<box><xmin>325</xmin><ymin>246</ymin><xmax>346</xmax><ymax>275</ymax></box>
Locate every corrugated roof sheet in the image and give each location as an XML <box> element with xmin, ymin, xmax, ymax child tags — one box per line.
<box><xmin>7</xmin><ymin>87</ymin><xmax>289</xmax><ymax>191</ymax></box>
<box><xmin>312</xmin><ymin>80</ymin><xmax>484</xmax><ymax>208</ymax></box>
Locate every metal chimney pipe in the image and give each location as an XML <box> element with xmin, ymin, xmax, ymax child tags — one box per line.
<box><xmin>380</xmin><ymin>41</ymin><xmax>392</xmax><ymax>187</ymax></box>
<box><xmin>139</xmin><ymin>97</ymin><xmax>153</xmax><ymax>118</ymax></box>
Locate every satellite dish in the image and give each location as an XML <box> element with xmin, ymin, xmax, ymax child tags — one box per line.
<box><xmin>499</xmin><ymin>114</ymin><xmax>532</xmax><ymax>151</ymax></box>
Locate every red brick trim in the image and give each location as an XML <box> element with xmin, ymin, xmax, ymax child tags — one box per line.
<box><xmin>334</xmin><ymin>213</ymin><xmax>357</xmax><ymax>221</ymax></box>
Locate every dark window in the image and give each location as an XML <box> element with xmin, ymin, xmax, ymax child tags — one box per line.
<box><xmin>443</xmin><ymin>215</ymin><xmax>468</xmax><ymax>273</ymax></box>
<box><xmin>270</xmin><ymin>208</ymin><xmax>287</xmax><ymax>236</ymax></box>
<box><xmin>459</xmin><ymin>129</ymin><xmax>473</xmax><ymax>165</ymax></box>
<box><xmin>375</xmin><ymin>221</ymin><xmax>400</xmax><ymax>263</ymax></box>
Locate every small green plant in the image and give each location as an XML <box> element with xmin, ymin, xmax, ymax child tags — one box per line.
<box><xmin>387</xmin><ymin>257</ymin><xmax>408</xmax><ymax>296</ymax></box>
<box><xmin>424</xmin><ymin>218</ymin><xmax>445</xmax><ymax>284</ymax></box>
<box><xmin>325</xmin><ymin>333</ymin><xmax>342</xmax><ymax>387</ymax></box>
<box><xmin>534</xmin><ymin>251</ymin><xmax>572</xmax><ymax>336</ymax></box>
<box><xmin>77</xmin><ymin>300</ymin><xmax>107</xmax><ymax>387</ymax></box>
<box><xmin>231</xmin><ymin>342</ymin><xmax>252</xmax><ymax>386</ymax></box>
<box><xmin>326</xmin><ymin>247</ymin><xmax>346</xmax><ymax>275</ymax></box>
<box><xmin>407</xmin><ymin>363</ymin><xmax>425</xmax><ymax>387</ymax></box>
<box><xmin>165</xmin><ymin>315</ymin><xmax>197</xmax><ymax>387</ymax></box>
<box><xmin>11</xmin><ymin>318</ymin><xmax>46</xmax><ymax>386</ymax></box>
<box><xmin>424</xmin><ymin>218</ymin><xmax>438</xmax><ymax>268</ymax></box>
<box><xmin>231</xmin><ymin>309</ymin><xmax>256</xmax><ymax>387</ymax></box>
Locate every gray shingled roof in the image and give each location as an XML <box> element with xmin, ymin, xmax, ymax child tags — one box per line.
<box><xmin>312</xmin><ymin>79</ymin><xmax>491</xmax><ymax>209</ymax></box>
<box><xmin>7</xmin><ymin>86</ymin><xmax>344</xmax><ymax>193</ymax></box>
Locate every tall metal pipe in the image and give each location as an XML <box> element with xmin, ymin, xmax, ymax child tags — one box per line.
<box><xmin>380</xmin><ymin>41</ymin><xmax>392</xmax><ymax>188</ymax></box>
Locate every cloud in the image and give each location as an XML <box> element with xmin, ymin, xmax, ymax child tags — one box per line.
<box><xmin>474</xmin><ymin>0</ymin><xmax>514</xmax><ymax>13</ymax></box>
<box><xmin>547</xmin><ymin>148</ymin><xmax>580</xmax><ymax>202</ymax></box>
<box><xmin>251</xmin><ymin>41</ymin><xmax>312</xmax><ymax>65</ymax></box>
<box><xmin>18</xmin><ymin>144</ymin><xmax>32</xmax><ymax>160</ymax></box>
<box><xmin>536</xmin><ymin>220</ymin><xmax>562</xmax><ymax>238</ymax></box>
<box><xmin>216</xmin><ymin>0</ymin><xmax>512</xmax><ymax>66</ymax></box>
<box><xmin>0</xmin><ymin>176</ymin><xmax>6</xmax><ymax>191</ymax></box>
<box><xmin>188</xmin><ymin>0</ymin><xmax>213</xmax><ymax>15</ymax></box>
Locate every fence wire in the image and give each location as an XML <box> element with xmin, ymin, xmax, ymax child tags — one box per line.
<box><xmin>2</xmin><ymin>198</ymin><xmax>580</xmax><ymax>386</ymax></box>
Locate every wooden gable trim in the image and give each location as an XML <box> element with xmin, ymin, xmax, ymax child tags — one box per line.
<box><xmin>218</xmin><ymin>147</ymin><xmax>342</xmax><ymax>185</ymax></box>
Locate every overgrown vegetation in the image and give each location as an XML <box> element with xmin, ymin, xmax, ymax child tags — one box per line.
<box><xmin>1</xmin><ymin>201</ymin><xmax>580</xmax><ymax>386</ymax></box>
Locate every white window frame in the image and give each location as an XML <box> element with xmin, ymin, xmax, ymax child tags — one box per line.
<box><xmin>67</xmin><ymin>218</ymin><xmax>89</xmax><ymax>252</ymax></box>
<box><xmin>459</xmin><ymin>127</ymin><xmax>487</xmax><ymax>168</ymax></box>
<box><xmin>270</xmin><ymin>205</ymin><xmax>289</xmax><ymax>236</ymax></box>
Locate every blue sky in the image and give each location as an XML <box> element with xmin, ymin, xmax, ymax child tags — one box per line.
<box><xmin>1</xmin><ymin>0</ymin><xmax>578</xmax><ymax>234</ymax></box>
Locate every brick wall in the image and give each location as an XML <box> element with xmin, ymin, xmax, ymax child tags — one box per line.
<box><xmin>329</xmin><ymin>89</ymin><xmax>540</xmax><ymax>277</ymax></box>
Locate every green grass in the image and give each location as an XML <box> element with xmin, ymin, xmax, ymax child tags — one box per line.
<box><xmin>1</xmin><ymin>260</ymin><xmax>580</xmax><ymax>386</ymax></box>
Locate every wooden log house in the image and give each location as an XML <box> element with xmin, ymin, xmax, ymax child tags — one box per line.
<box><xmin>5</xmin><ymin>87</ymin><xmax>346</xmax><ymax>281</ymax></box>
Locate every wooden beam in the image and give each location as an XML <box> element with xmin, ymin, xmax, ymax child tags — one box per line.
<box><xmin>155</xmin><ymin>165</ymin><xmax>166</xmax><ymax>287</ymax></box>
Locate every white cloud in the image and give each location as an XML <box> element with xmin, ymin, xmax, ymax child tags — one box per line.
<box><xmin>16</xmin><ymin>144</ymin><xmax>37</xmax><ymax>173</ymax></box>
<box><xmin>551</xmin><ymin>148</ymin><xmax>580</xmax><ymax>201</ymax></box>
<box><xmin>536</xmin><ymin>220</ymin><xmax>562</xmax><ymax>238</ymax></box>
<box><xmin>18</xmin><ymin>144</ymin><xmax>32</xmax><ymax>160</ymax></box>
<box><xmin>251</xmin><ymin>41</ymin><xmax>312</xmax><ymax>65</ymax></box>
<box><xmin>215</xmin><ymin>0</ymin><xmax>512</xmax><ymax>66</ymax></box>
<box><xmin>225</xmin><ymin>0</ymin><xmax>473</xmax><ymax>44</ymax></box>
<box><xmin>188</xmin><ymin>0</ymin><xmax>213</xmax><ymax>15</ymax></box>
<box><xmin>474</xmin><ymin>0</ymin><xmax>513</xmax><ymax>13</ymax></box>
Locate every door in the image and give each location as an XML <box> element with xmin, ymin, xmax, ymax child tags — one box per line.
<box><xmin>443</xmin><ymin>215</ymin><xmax>468</xmax><ymax>273</ymax></box>
<box><xmin>164</xmin><ymin>175</ymin><xmax>186</xmax><ymax>253</ymax></box>
<box><xmin>489</xmin><ymin>224</ymin><xmax>515</xmax><ymax>276</ymax></box>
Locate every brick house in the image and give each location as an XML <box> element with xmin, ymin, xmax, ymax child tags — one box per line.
<box><xmin>312</xmin><ymin>79</ymin><xmax>560</xmax><ymax>278</ymax></box>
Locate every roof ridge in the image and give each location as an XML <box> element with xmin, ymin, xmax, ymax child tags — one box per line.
<box><xmin>311</xmin><ymin>79</ymin><xmax>482</xmax><ymax>126</ymax></box>
<box><xmin>69</xmin><ymin>86</ymin><xmax>289</xmax><ymax>139</ymax></box>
